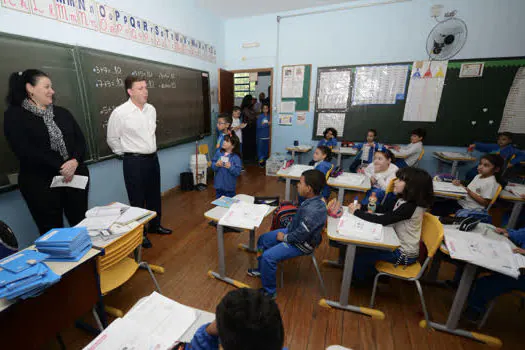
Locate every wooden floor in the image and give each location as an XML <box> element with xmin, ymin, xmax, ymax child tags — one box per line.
<box><xmin>45</xmin><ymin>165</ymin><xmax>523</xmax><ymax>350</ymax></box>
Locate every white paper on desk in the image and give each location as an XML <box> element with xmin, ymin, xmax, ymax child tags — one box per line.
<box><xmin>105</xmin><ymin>202</ymin><xmax>131</xmax><ymax>210</ymax></box>
<box><xmin>330</xmin><ymin>173</ymin><xmax>366</xmax><ymax>187</ymax></box>
<box><xmin>280</xmin><ymin>164</ymin><xmax>314</xmax><ymax>178</ymax></box>
<box><xmin>124</xmin><ymin>291</ymin><xmax>197</xmax><ymax>348</ymax></box>
<box><xmin>507</xmin><ymin>184</ymin><xmax>525</xmax><ymax>197</ymax></box>
<box><xmin>85</xmin><ymin>207</ymin><xmax>122</xmax><ymax>218</ymax></box>
<box><xmin>76</xmin><ymin>215</ymin><xmax>120</xmax><ymax>231</ymax></box>
<box><xmin>219</xmin><ymin>202</ymin><xmax>270</xmax><ymax>230</ymax></box>
<box><xmin>234</xmin><ymin>194</ymin><xmax>255</xmax><ymax>204</ymax></box>
<box><xmin>514</xmin><ymin>253</ymin><xmax>525</xmax><ymax>269</ymax></box>
<box><xmin>50</xmin><ymin>175</ymin><xmax>88</xmax><ymax>189</ymax></box>
<box><xmin>439</xmin><ymin>151</ymin><xmax>471</xmax><ymax>159</ymax></box>
<box><xmin>337</xmin><ymin>212</ymin><xmax>384</xmax><ymax>242</ymax></box>
<box><xmin>433</xmin><ymin>181</ymin><xmax>468</xmax><ymax>194</ymax></box>
<box><xmin>82</xmin><ymin>317</ymin><xmax>165</xmax><ymax>350</ymax></box>
<box><xmin>116</xmin><ymin>207</ymin><xmax>151</xmax><ymax>225</ymax></box>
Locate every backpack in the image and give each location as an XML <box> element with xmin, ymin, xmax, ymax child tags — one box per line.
<box><xmin>271</xmin><ymin>201</ymin><xmax>298</xmax><ymax>230</ymax></box>
<box><xmin>455</xmin><ymin>208</ymin><xmax>492</xmax><ymax>224</ymax></box>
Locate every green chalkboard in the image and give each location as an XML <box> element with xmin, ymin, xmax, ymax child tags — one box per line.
<box><xmin>282</xmin><ymin>64</ymin><xmax>311</xmax><ymax>111</ymax></box>
<box><xmin>313</xmin><ymin>57</ymin><xmax>525</xmax><ymax>147</ymax></box>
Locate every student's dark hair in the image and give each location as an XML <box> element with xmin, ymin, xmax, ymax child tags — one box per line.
<box><xmin>223</xmin><ymin>133</ymin><xmax>241</xmax><ymax>156</ymax></box>
<box><xmin>216</xmin><ymin>288</ymin><xmax>284</xmax><ymax>350</ymax></box>
<box><xmin>302</xmin><ymin>169</ymin><xmax>327</xmax><ymax>196</ymax></box>
<box><xmin>368</xmin><ymin>129</ymin><xmax>377</xmax><ymax>137</ymax></box>
<box><xmin>240</xmin><ymin>94</ymin><xmax>254</xmax><ymax>110</ymax></box>
<box><xmin>217</xmin><ymin>113</ymin><xmax>233</xmax><ymax>126</ymax></box>
<box><xmin>480</xmin><ymin>153</ymin><xmax>504</xmax><ymax>184</ymax></box>
<box><xmin>411</xmin><ymin>128</ymin><xmax>426</xmax><ymax>140</ymax></box>
<box><xmin>497</xmin><ymin>132</ymin><xmax>513</xmax><ymax>141</ymax></box>
<box><xmin>232</xmin><ymin>106</ymin><xmax>241</xmax><ymax>113</ymax></box>
<box><xmin>323</xmin><ymin>127</ymin><xmax>338</xmax><ymax>139</ymax></box>
<box><xmin>375</xmin><ymin>147</ymin><xmax>394</xmax><ymax>161</ymax></box>
<box><xmin>6</xmin><ymin>69</ymin><xmax>49</xmax><ymax>106</ymax></box>
<box><xmin>261</xmin><ymin>102</ymin><xmax>270</xmax><ymax>111</ymax></box>
<box><xmin>395</xmin><ymin>167</ymin><xmax>433</xmax><ymax>208</ymax></box>
<box><xmin>316</xmin><ymin>145</ymin><xmax>332</xmax><ymax>162</ymax></box>
<box><xmin>124</xmin><ymin>75</ymin><xmax>147</xmax><ymax>97</ymax></box>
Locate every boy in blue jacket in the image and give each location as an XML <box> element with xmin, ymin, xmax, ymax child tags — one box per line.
<box><xmin>466</xmin><ymin>132</ymin><xmax>521</xmax><ymax>181</ymax></box>
<box><xmin>189</xmin><ymin>288</ymin><xmax>286</xmax><ymax>350</ymax></box>
<box><xmin>464</xmin><ymin>225</ymin><xmax>525</xmax><ymax>322</ymax></box>
<box><xmin>318</xmin><ymin>127</ymin><xmax>338</xmax><ymax>149</ymax></box>
<box><xmin>247</xmin><ymin>170</ymin><xmax>328</xmax><ymax>299</ymax></box>
<box><xmin>350</xmin><ymin>129</ymin><xmax>379</xmax><ymax>173</ymax></box>
<box><xmin>211</xmin><ymin>133</ymin><xmax>242</xmax><ymax>198</ymax></box>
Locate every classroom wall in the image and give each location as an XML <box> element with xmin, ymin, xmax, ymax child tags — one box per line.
<box><xmin>223</xmin><ymin>0</ymin><xmax>525</xmax><ymax>172</ymax></box>
<box><xmin>0</xmin><ymin>0</ymin><xmax>224</xmax><ymax>248</ymax></box>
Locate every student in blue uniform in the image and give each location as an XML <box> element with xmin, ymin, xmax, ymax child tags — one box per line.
<box><xmin>317</xmin><ymin>127</ymin><xmax>338</xmax><ymax>149</ymax></box>
<box><xmin>308</xmin><ymin>145</ymin><xmax>334</xmax><ymax>200</ymax></box>
<box><xmin>247</xmin><ymin>170</ymin><xmax>328</xmax><ymax>299</ymax></box>
<box><xmin>215</xmin><ymin>113</ymin><xmax>232</xmax><ymax>157</ymax></box>
<box><xmin>350</xmin><ymin>129</ymin><xmax>379</xmax><ymax>173</ymax></box>
<box><xmin>211</xmin><ymin>132</ymin><xmax>242</xmax><ymax>198</ymax></box>
<box><xmin>464</xmin><ymin>226</ymin><xmax>525</xmax><ymax>322</ymax></box>
<box><xmin>466</xmin><ymin>132</ymin><xmax>521</xmax><ymax>181</ymax></box>
<box><xmin>188</xmin><ymin>288</ymin><xmax>286</xmax><ymax>350</ymax></box>
<box><xmin>256</xmin><ymin>103</ymin><xmax>271</xmax><ymax>167</ymax></box>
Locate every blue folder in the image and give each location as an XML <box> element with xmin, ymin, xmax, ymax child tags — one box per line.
<box><xmin>0</xmin><ymin>250</ymin><xmax>50</xmax><ymax>273</ymax></box>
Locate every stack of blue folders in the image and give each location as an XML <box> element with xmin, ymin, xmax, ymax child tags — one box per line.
<box><xmin>35</xmin><ymin>227</ymin><xmax>92</xmax><ymax>262</ymax></box>
<box><xmin>0</xmin><ymin>250</ymin><xmax>60</xmax><ymax>300</ymax></box>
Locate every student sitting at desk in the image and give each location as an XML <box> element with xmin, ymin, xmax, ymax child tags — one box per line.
<box><xmin>189</xmin><ymin>288</ymin><xmax>286</xmax><ymax>350</ymax></box>
<box><xmin>466</xmin><ymin>132</ymin><xmax>521</xmax><ymax>181</ymax></box>
<box><xmin>349</xmin><ymin>129</ymin><xmax>379</xmax><ymax>173</ymax></box>
<box><xmin>431</xmin><ymin>154</ymin><xmax>503</xmax><ymax>217</ymax></box>
<box><xmin>317</xmin><ymin>127</ymin><xmax>338</xmax><ymax>149</ymax></box>
<box><xmin>390</xmin><ymin>128</ymin><xmax>426</xmax><ymax>168</ymax></box>
<box><xmin>359</xmin><ymin>147</ymin><xmax>398</xmax><ymax>205</ymax></box>
<box><xmin>463</xmin><ymin>226</ymin><xmax>525</xmax><ymax>323</ymax></box>
<box><xmin>348</xmin><ymin>167</ymin><xmax>434</xmax><ymax>281</ymax></box>
<box><xmin>247</xmin><ymin>170</ymin><xmax>328</xmax><ymax>299</ymax></box>
<box><xmin>307</xmin><ymin>145</ymin><xmax>334</xmax><ymax>200</ymax></box>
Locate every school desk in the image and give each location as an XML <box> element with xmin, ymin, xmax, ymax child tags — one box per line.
<box><xmin>286</xmin><ymin>145</ymin><xmax>313</xmax><ymax>164</ymax></box>
<box><xmin>327</xmin><ymin>173</ymin><xmax>371</xmax><ymax>203</ymax></box>
<box><xmin>500</xmin><ymin>186</ymin><xmax>524</xmax><ymax>230</ymax></box>
<box><xmin>319</xmin><ymin>207</ymin><xmax>399</xmax><ymax>319</ymax></box>
<box><xmin>389</xmin><ymin>149</ymin><xmax>409</xmax><ymax>159</ymax></box>
<box><xmin>332</xmin><ymin>147</ymin><xmax>358</xmax><ymax>167</ymax></box>
<box><xmin>277</xmin><ymin>164</ymin><xmax>314</xmax><ymax>201</ymax></box>
<box><xmin>433</xmin><ymin>152</ymin><xmax>477</xmax><ymax>178</ymax></box>
<box><xmin>432</xmin><ymin>181</ymin><xmax>468</xmax><ymax>200</ymax></box>
<box><xmin>0</xmin><ymin>247</ymin><xmax>104</xmax><ymax>349</ymax></box>
<box><xmin>204</xmin><ymin>205</ymin><xmax>275</xmax><ymax>289</ymax></box>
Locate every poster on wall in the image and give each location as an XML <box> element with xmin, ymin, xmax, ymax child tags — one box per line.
<box><xmin>499</xmin><ymin>67</ymin><xmax>525</xmax><ymax>134</ymax></box>
<box><xmin>316</xmin><ymin>113</ymin><xmax>345</xmax><ymax>136</ymax></box>
<box><xmin>352</xmin><ymin>65</ymin><xmax>408</xmax><ymax>105</ymax></box>
<box><xmin>279</xmin><ymin>114</ymin><xmax>293</xmax><ymax>126</ymax></box>
<box><xmin>282</xmin><ymin>65</ymin><xmax>305</xmax><ymax>98</ymax></box>
<box><xmin>317</xmin><ymin>70</ymin><xmax>351</xmax><ymax>109</ymax></box>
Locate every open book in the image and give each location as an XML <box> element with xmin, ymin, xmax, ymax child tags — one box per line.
<box><xmin>337</xmin><ymin>212</ymin><xmax>384</xmax><ymax>242</ymax></box>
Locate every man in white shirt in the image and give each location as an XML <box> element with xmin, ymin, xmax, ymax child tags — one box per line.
<box><xmin>107</xmin><ymin>75</ymin><xmax>172</xmax><ymax>247</ymax></box>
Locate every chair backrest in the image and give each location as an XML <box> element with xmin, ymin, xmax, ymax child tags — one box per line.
<box><xmin>98</xmin><ymin>225</ymin><xmax>143</xmax><ymax>272</ymax></box>
<box><xmin>420</xmin><ymin>212</ymin><xmax>444</xmax><ymax>258</ymax></box>
<box><xmin>487</xmin><ymin>185</ymin><xmax>503</xmax><ymax>211</ymax></box>
<box><xmin>381</xmin><ymin>177</ymin><xmax>397</xmax><ymax>205</ymax></box>
<box><xmin>325</xmin><ymin>164</ymin><xmax>335</xmax><ymax>180</ymax></box>
<box><xmin>414</xmin><ymin>148</ymin><xmax>425</xmax><ymax>167</ymax></box>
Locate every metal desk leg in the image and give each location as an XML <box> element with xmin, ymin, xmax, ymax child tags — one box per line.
<box><xmin>451</xmin><ymin>160</ymin><xmax>459</xmax><ymax>178</ymax></box>
<box><xmin>291</xmin><ymin>150</ymin><xmax>296</xmax><ymax>163</ymax></box>
<box><xmin>507</xmin><ymin>202</ymin><xmax>523</xmax><ymax>229</ymax></box>
<box><xmin>337</xmin><ymin>188</ymin><xmax>345</xmax><ymax>204</ymax></box>
<box><xmin>337</xmin><ymin>152</ymin><xmax>342</xmax><ymax>167</ymax></box>
<box><xmin>285</xmin><ymin>179</ymin><xmax>291</xmax><ymax>201</ymax></box>
<box><xmin>208</xmin><ymin>224</ymin><xmax>251</xmax><ymax>288</ymax></box>
<box><xmin>422</xmin><ymin>263</ymin><xmax>502</xmax><ymax>347</ymax></box>
<box><xmin>238</xmin><ymin>229</ymin><xmax>257</xmax><ymax>253</ymax></box>
<box><xmin>323</xmin><ymin>246</ymin><xmax>345</xmax><ymax>268</ymax></box>
<box><xmin>298</xmin><ymin>152</ymin><xmax>302</xmax><ymax>165</ymax></box>
<box><xmin>319</xmin><ymin>244</ymin><xmax>385</xmax><ymax>319</ymax></box>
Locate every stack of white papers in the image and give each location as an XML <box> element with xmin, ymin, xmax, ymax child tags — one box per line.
<box><xmin>116</xmin><ymin>207</ymin><xmax>152</xmax><ymax>225</ymax></box>
<box><xmin>433</xmin><ymin>181</ymin><xmax>468</xmax><ymax>194</ymax></box>
<box><xmin>233</xmin><ymin>194</ymin><xmax>255</xmax><ymax>204</ymax></box>
<box><xmin>337</xmin><ymin>212</ymin><xmax>384</xmax><ymax>242</ymax></box>
<box><xmin>50</xmin><ymin>175</ymin><xmax>89</xmax><ymax>189</ymax></box>
<box><xmin>329</xmin><ymin>173</ymin><xmax>366</xmax><ymax>187</ymax></box>
<box><xmin>279</xmin><ymin>164</ymin><xmax>314</xmax><ymax>178</ymax></box>
<box><xmin>444</xmin><ymin>228</ymin><xmax>520</xmax><ymax>278</ymax></box>
<box><xmin>219</xmin><ymin>202</ymin><xmax>271</xmax><ymax>229</ymax></box>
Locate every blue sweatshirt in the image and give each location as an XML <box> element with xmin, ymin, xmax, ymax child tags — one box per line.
<box><xmin>474</xmin><ymin>143</ymin><xmax>521</xmax><ymax>165</ymax></box>
<box><xmin>283</xmin><ymin>195</ymin><xmax>327</xmax><ymax>254</ymax></box>
<box><xmin>314</xmin><ymin>160</ymin><xmax>333</xmax><ymax>199</ymax></box>
<box><xmin>317</xmin><ymin>138</ymin><xmax>338</xmax><ymax>149</ymax></box>
<box><xmin>256</xmin><ymin>113</ymin><xmax>270</xmax><ymax>139</ymax></box>
<box><xmin>188</xmin><ymin>323</ymin><xmax>289</xmax><ymax>350</ymax></box>
<box><xmin>354</xmin><ymin>141</ymin><xmax>380</xmax><ymax>164</ymax></box>
<box><xmin>212</xmin><ymin>151</ymin><xmax>242</xmax><ymax>192</ymax></box>
<box><xmin>508</xmin><ymin>227</ymin><xmax>525</xmax><ymax>249</ymax></box>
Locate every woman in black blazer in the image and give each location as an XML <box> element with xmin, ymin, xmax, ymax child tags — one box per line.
<box><xmin>4</xmin><ymin>69</ymin><xmax>89</xmax><ymax>235</ymax></box>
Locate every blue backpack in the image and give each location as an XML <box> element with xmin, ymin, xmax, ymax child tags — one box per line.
<box><xmin>455</xmin><ymin>208</ymin><xmax>492</xmax><ymax>224</ymax></box>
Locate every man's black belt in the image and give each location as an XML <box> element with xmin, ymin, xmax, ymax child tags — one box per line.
<box><xmin>123</xmin><ymin>152</ymin><xmax>157</xmax><ymax>158</ymax></box>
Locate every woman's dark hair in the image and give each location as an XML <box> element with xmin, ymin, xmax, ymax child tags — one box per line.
<box><xmin>316</xmin><ymin>145</ymin><xmax>332</xmax><ymax>162</ymax></box>
<box><xmin>240</xmin><ymin>94</ymin><xmax>254</xmax><ymax>110</ymax></box>
<box><xmin>216</xmin><ymin>288</ymin><xmax>284</xmax><ymax>350</ymax></box>
<box><xmin>323</xmin><ymin>127</ymin><xmax>338</xmax><ymax>139</ymax></box>
<box><xmin>480</xmin><ymin>153</ymin><xmax>504</xmax><ymax>184</ymax></box>
<box><xmin>6</xmin><ymin>69</ymin><xmax>49</xmax><ymax>106</ymax></box>
<box><xmin>375</xmin><ymin>147</ymin><xmax>394</xmax><ymax>162</ymax></box>
<box><xmin>395</xmin><ymin>167</ymin><xmax>433</xmax><ymax>208</ymax></box>
<box><xmin>223</xmin><ymin>133</ymin><xmax>241</xmax><ymax>156</ymax></box>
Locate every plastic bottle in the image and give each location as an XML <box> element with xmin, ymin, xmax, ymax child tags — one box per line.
<box><xmin>368</xmin><ymin>192</ymin><xmax>378</xmax><ymax>213</ymax></box>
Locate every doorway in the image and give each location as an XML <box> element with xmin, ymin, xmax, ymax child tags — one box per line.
<box><xmin>218</xmin><ymin>68</ymin><xmax>273</xmax><ymax>164</ymax></box>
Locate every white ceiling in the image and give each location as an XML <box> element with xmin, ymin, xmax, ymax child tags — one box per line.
<box><xmin>196</xmin><ymin>0</ymin><xmax>357</xmax><ymax>19</ymax></box>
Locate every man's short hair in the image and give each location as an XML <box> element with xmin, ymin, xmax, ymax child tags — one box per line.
<box><xmin>124</xmin><ymin>75</ymin><xmax>147</xmax><ymax>96</ymax></box>
<box><xmin>216</xmin><ymin>289</ymin><xmax>284</xmax><ymax>350</ymax></box>
<box><xmin>302</xmin><ymin>169</ymin><xmax>326</xmax><ymax>195</ymax></box>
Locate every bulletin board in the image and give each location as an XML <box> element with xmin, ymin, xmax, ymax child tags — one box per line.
<box><xmin>281</xmin><ymin>64</ymin><xmax>312</xmax><ymax>111</ymax></box>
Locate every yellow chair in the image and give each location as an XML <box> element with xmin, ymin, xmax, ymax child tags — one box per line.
<box><xmin>381</xmin><ymin>177</ymin><xmax>397</xmax><ymax>205</ymax></box>
<box><xmin>478</xmin><ymin>290</ymin><xmax>525</xmax><ymax>329</ymax></box>
<box><xmin>487</xmin><ymin>184</ymin><xmax>502</xmax><ymax>211</ymax></box>
<box><xmin>199</xmin><ymin>144</ymin><xmax>212</xmax><ymax>167</ymax></box>
<box><xmin>414</xmin><ymin>148</ymin><xmax>425</xmax><ymax>168</ymax></box>
<box><xmin>369</xmin><ymin>212</ymin><xmax>444</xmax><ymax>327</ymax></box>
<box><xmin>98</xmin><ymin>224</ymin><xmax>163</xmax><ymax>317</ymax></box>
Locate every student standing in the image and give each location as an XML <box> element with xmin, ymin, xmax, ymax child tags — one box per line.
<box><xmin>231</xmin><ymin>106</ymin><xmax>246</xmax><ymax>154</ymax></box>
<box><xmin>4</xmin><ymin>69</ymin><xmax>89</xmax><ymax>235</ymax></box>
<box><xmin>256</xmin><ymin>104</ymin><xmax>271</xmax><ymax>167</ymax></box>
<box><xmin>211</xmin><ymin>133</ymin><xmax>242</xmax><ymax>198</ymax></box>
<box><xmin>215</xmin><ymin>113</ymin><xmax>232</xmax><ymax>157</ymax></box>
<box><xmin>107</xmin><ymin>75</ymin><xmax>172</xmax><ymax>247</ymax></box>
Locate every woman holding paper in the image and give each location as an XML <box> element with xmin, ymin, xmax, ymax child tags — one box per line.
<box><xmin>4</xmin><ymin>69</ymin><xmax>89</xmax><ymax>234</ymax></box>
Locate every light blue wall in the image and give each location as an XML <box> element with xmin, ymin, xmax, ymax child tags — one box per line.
<box><xmin>223</xmin><ymin>0</ymin><xmax>525</xmax><ymax>171</ymax></box>
<box><xmin>0</xmin><ymin>0</ymin><xmax>223</xmax><ymax>248</ymax></box>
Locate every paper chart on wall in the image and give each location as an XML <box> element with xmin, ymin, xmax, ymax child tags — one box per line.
<box><xmin>316</xmin><ymin>113</ymin><xmax>345</xmax><ymax>136</ymax></box>
<box><xmin>403</xmin><ymin>60</ymin><xmax>448</xmax><ymax>122</ymax></box>
<box><xmin>282</xmin><ymin>65</ymin><xmax>304</xmax><ymax>98</ymax></box>
<box><xmin>499</xmin><ymin>67</ymin><xmax>525</xmax><ymax>134</ymax></box>
<box><xmin>352</xmin><ymin>65</ymin><xmax>409</xmax><ymax>105</ymax></box>
<box><xmin>317</xmin><ymin>70</ymin><xmax>351</xmax><ymax>109</ymax></box>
